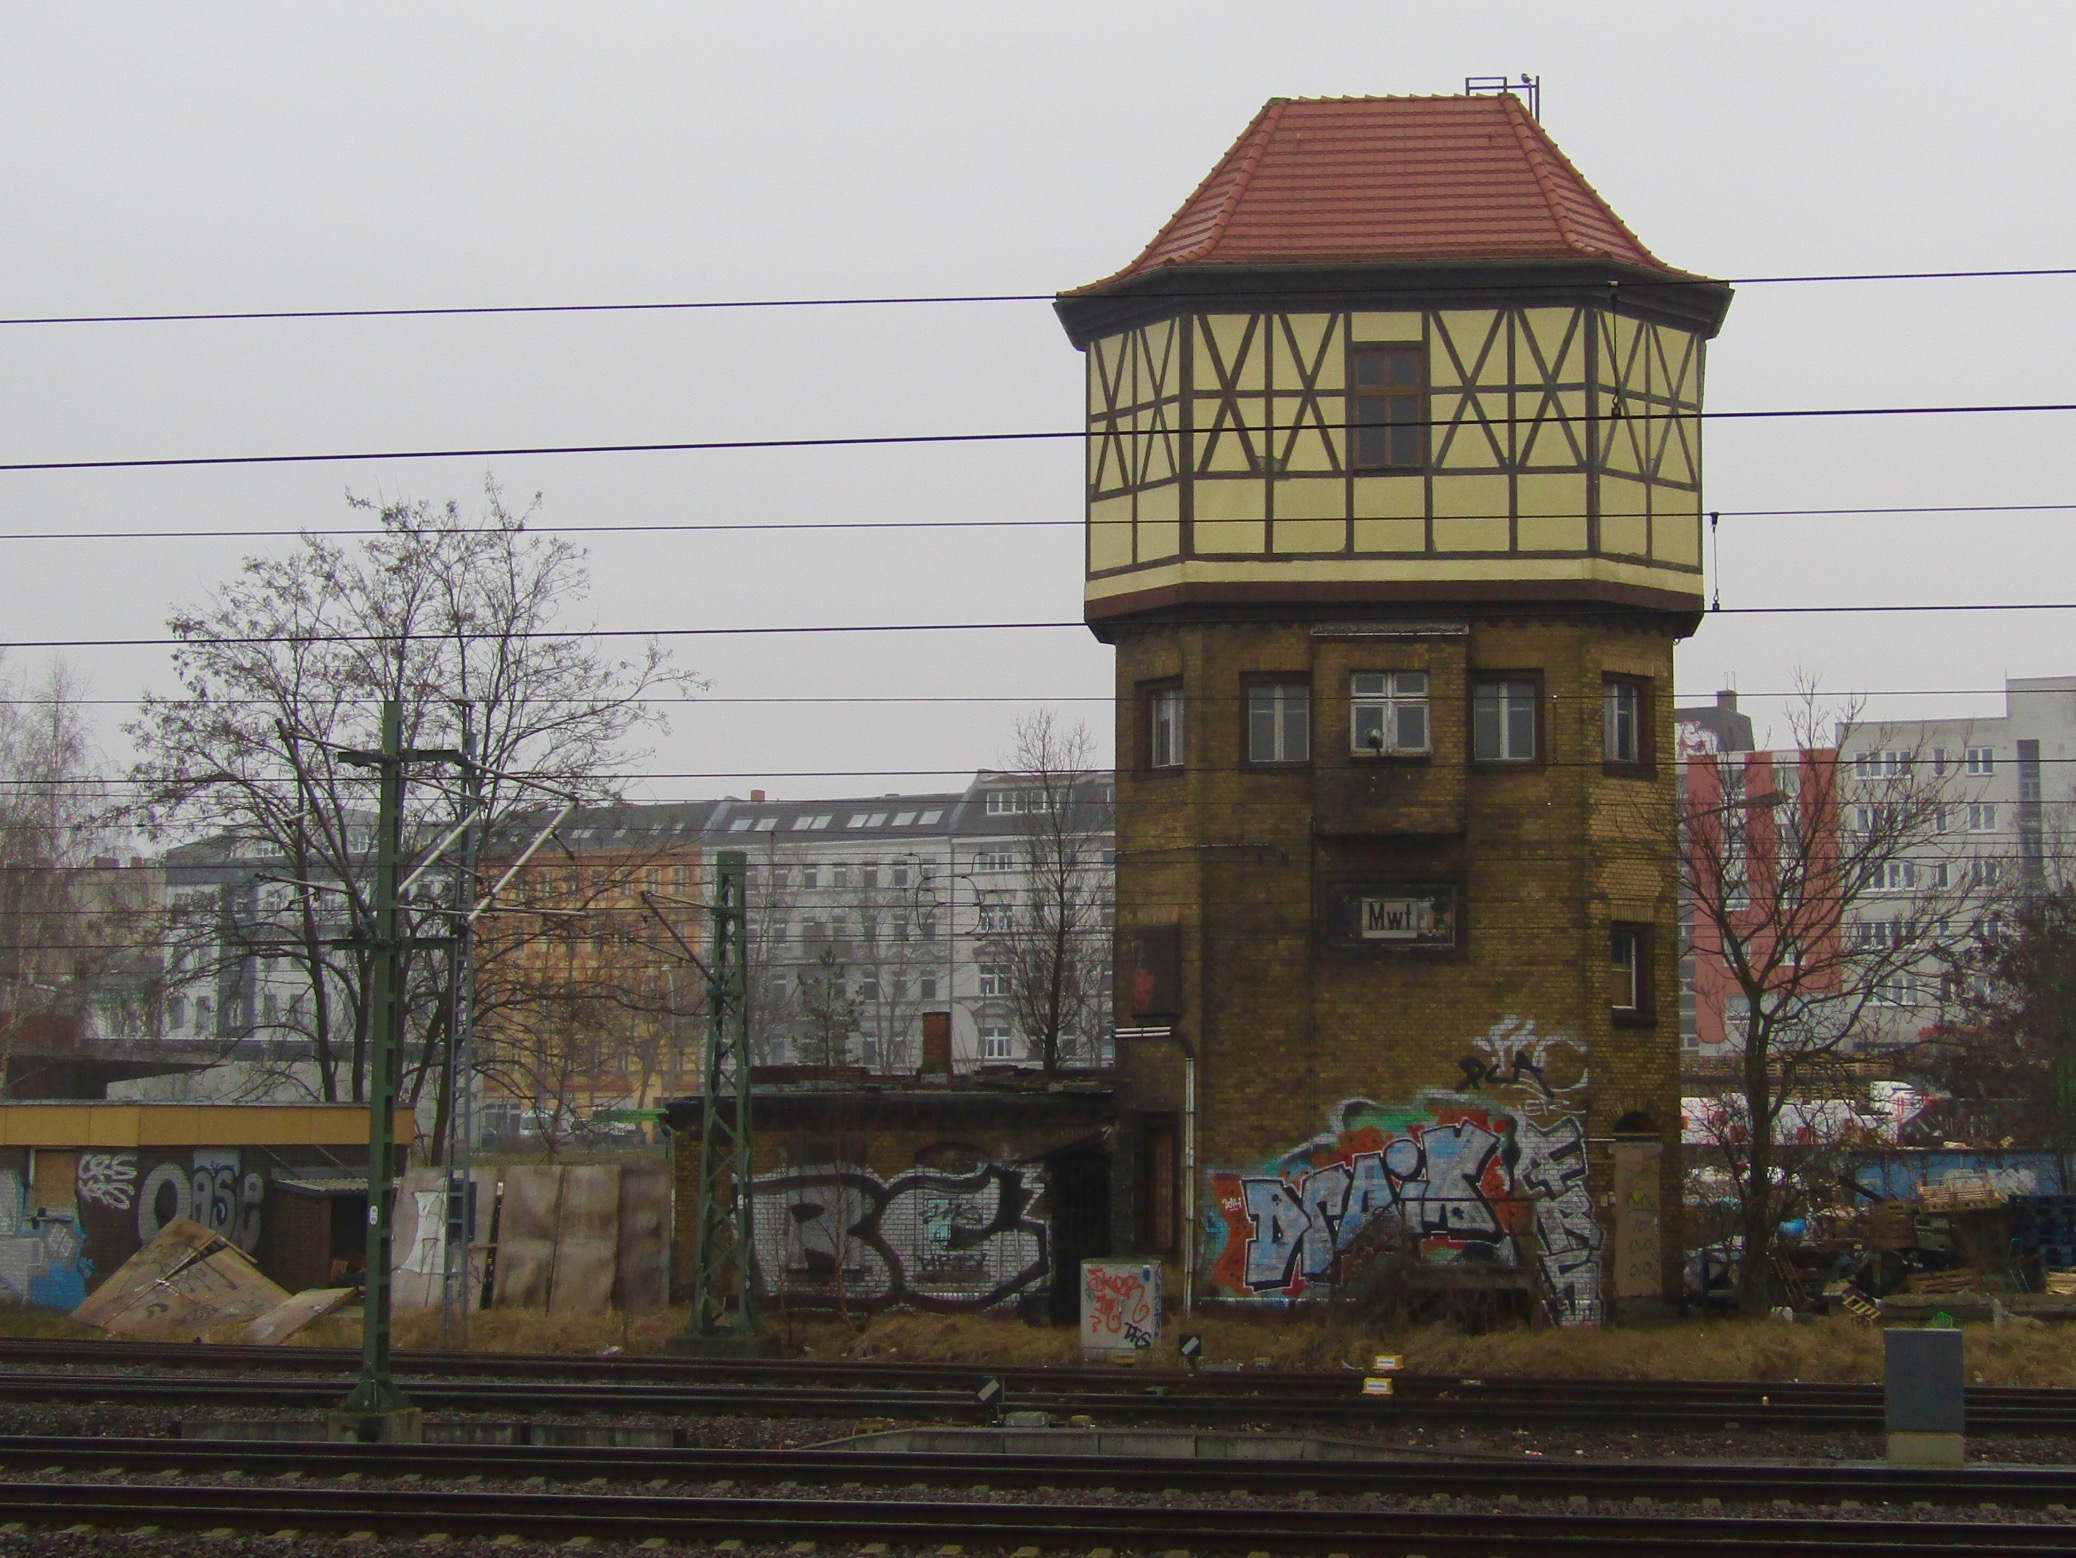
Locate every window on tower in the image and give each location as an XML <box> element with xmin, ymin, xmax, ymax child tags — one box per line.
<box><xmin>1602</xmin><ymin>676</ymin><xmax>1650</xmax><ymax>770</ymax></box>
<box><xmin>1472</xmin><ymin>677</ymin><xmax>1538</xmax><ymax>763</ymax></box>
<box><xmin>1350</xmin><ymin>672</ymin><xmax>1430</xmax><ymax>756</ymax></box>
<box><xmin>1350</xmin><ymin>344</ymin><xmax>1426</xmax><ymax>469</ymax></box>
<box><xmin>1246</xmin><ymin>680</ymin><xmax>1310</xmax><ymax>764</ymax></box>
<box><xmin>1147</xmin><ymin>684</ymin><xmax>1185</xmax><ymax>769</ymax></box>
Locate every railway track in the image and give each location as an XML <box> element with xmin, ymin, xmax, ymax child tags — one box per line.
<box><xmin>0</xmin><ymin>1476</ymin><xmax>2066</xmax><ymax>1554</ymax></box>
<box><xmin>0</xmin><ymin>1432</ymin><xmax>2073</xmax><ymax>1508</ymax></box>
<box><xmin>1</xmin><ymin>1361</ymin><xmax>2071</xmax><ymax>1434</ymax></box>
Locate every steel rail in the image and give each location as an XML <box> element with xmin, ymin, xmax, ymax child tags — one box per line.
<box><xmin>1</xmin><ymin>1336</ymin><xmax>2068</xmax><ymax>1414</ymax></box>
<box><xmin>0</xmin><ymin>1481</ymin><xmax>2066</xmax><ymax>1555</ymax></box>
<box><xmin>3</xmin><ymin>1367</ymin><xmax>2071</xmax><ymax>1433</ymax></box>
<box><xmin>1</xmin><ymin>1435</ymin><xmax>2074</xmax><ymax>1509</ymax></box>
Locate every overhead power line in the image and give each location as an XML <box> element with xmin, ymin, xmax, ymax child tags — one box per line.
<box><xmin>5</xmin><ymin>401</ymin><xmax>2076</xmax><ymax>476</ymax></box>
<box><xmin>5</xmin><ymin>599</ymin><xmax>2076</xmax><ymax>653</ymax></box>
<box><xmin>2</xmin><ymin>500</ymin><xmax>2074</xmax><ymax>545</ymax></box>
<box><xmin>6</xmin><ymin>265</ymin><xmax>2076</xmax><ymax>329</ymax></box>
<box><xmin>4</xmin><ymin>684</ymin><xmax>2060</xmax><ymax>710</ymax></box>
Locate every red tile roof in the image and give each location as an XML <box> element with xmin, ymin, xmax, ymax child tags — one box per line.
<box><xmin>1080</xmin><ymin>94</ymin><xmax>1691</xmax><ymax>289</ymax></box>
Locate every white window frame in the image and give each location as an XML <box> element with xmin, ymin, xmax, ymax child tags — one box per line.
<box><xmin>1966</xmin><ymin>746</ymin><xmax>1995</xmax><ymax>776</ymax></box>
<box><xmin>981</xmin><ymin>1024</ymin><xmax>1015</xmax><ymax>1062</ymax></box>
<box><xmin>1967</xmin><ymin>802</ymin><xmax>1996</xmax><ymax>832</ymax></box>
<box><xmin>1350</xmin><ymin>671</ymin><xmax>1430</xmax><ymax>756</ymax></box>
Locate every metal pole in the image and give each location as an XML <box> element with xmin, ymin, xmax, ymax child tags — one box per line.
<box><xmin>1182</xmin><ymin>1046</ymin><xmax>1196</xmax><ymax>1317</ymax></box>
<box><xmin>674</xmin><ymin>848</ymin><xmax>766</xmax><ymax>1353</ymax></box>
<box><xmin>440</xmin><ymin>708</ymin><xmax>480</xmax><ymax>1349</ymax></box>
<box><xmin>338</xmin><ymin>699</ymin><xmax>417</xmax><ymax>1436</ymax></box>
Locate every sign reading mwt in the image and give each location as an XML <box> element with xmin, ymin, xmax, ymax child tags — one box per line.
<box><xmin>1362</xmin><ymin>897</ymin><xmax>1433</xmax><ymax>940</ymax></box>
<box><xmin>1080</xmin><ymin>1260</ymin><xmax>1160</xmax><ymax>1356</ymax></box>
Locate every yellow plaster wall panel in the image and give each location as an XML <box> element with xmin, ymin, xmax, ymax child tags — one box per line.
<box><xmin>1195</xmin><ymin>519</ymin><xmax>1267</xmax><ymax>556</ymax></box>
<box><xmin>1520</xmin><ymin>307</ymin><xmax>1583</xmax><ymax>379</ymax></box>
<box><xmin>1516</xmin><ymin>472</ymin><xmax>1590</xmax><ymax>552</ymax></box>
<box><xmin>1602</xmin><ymin>415</ymin><xmax>1646</xmax><ymax>477</ymax></box>
<box><xmin>1274</xmin><ymin>518</ymin><xmax>1348</xmax><ymax>554</ymax></box>
<box><xmin>1202</xmin><ymin>314</ymin><xmax>1264</xmax><ymax>391</ymax></box>
<box><xmin>1353</xmin><ymin>516</ymin><xmax>1426</xmax><ymax>552</ymax></box>
<box><xmin>1273</xmin><ymin>476</ymin><xmax>1346</xmax><ymax>522</ymax></box>
<box><xmin>1351</xmin><ymin>310</ymin><xmax>1422</xmax><ymax>342</ymax></box>
<box><xmin>1352</xmin><ymin>475</ymin><xmax>1425</xmax><ymax>521</ymax></box>
<box><xmin>1601</xmin><ymin>476</ymin><xmax>1650</xmax><ymax>557</ymax></box>
<box><xmin>1195</xmin><ymin>399</ymin><xmax>1262</xmax><ymax>474</ymax></box>
<box><xmin>1297</xmin><ymin>312</ymin><xmax>1344</xmax><ymax>389</ymax></box>
<box><xmin>1195</xmin><ymin>477</ymin><xmax>1267</xmax><ymax>523</ymax></box>
<box><xmin>1434</xmin><ymin>395</ymin><xmax>1506</xmax><ymax>471</ymax></box>
<box><xmin>1518</xmin><ymin>403</ymin><xmax>1584</xmax><ymax>469</ymax></box>
<box><xmin>1651</xmin><ymin>484</ymin><xmax>1703</xmax><ymax>567</ymax></box>
<box><xmin>1137</xmin><ymin>482</ymin><xmax>1181</xmax><ymax>562</ymax></box>
<box><xmin>1276</xmin><ymin>418</ymin><xmax>1339</xmax><ymax>475</ymax></box>
<box><xmin>1089</xmin><ymin>494</ymin><xmax>1134</xmax><ymax>571</ymax></box>
<box><xmin>1432</xmin><ymin>474</ymin><xmax>1512</xmax><ymax>552</ymax></box>
<box><xmin>1433</xmin><ymin>311</ymin><xmax>1501</xmax><ymax>388</ymax></box>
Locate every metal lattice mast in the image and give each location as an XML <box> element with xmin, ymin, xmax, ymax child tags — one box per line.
<box><xmin>680</xmin><ymin>849</ymin><xmax>763</xmax><ymax>1349</ymax></box>
<box><xmin>440</xmin><ymin>709</ymin><xmax>481</xmax><ymax>1349</ymax></box>
<box><xmin>339</xmin><ymin>700</ymin><xmax>415</xmax><ymax>1429</ymax></box>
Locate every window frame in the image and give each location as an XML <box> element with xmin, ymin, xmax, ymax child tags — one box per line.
<box><xmin>1349</xmin><ymin>343</ymin><xmax>1428</xmax><ymax>472</ymax></box>
<box><xmin>1610</xmin><ymin>921</ymin><xmax>1654</xmax><ymax>1026</ymax></box>
<box><xmin>1469</xmin><ymin>672</ymin><xmax>1543</xmax><ymax>766</ymax></box>
<box><xmin>1141</xmin><ymin>678</ymin><xmax>1185</xmax><ymax>772</ymax></box>
<box><xmin>1242</xmin><ymin>676</ymin><xmax>1312</xmax><ymax>767</ymax></box>
<box><xmin>1349</xmin><ymin>669</ymin><xmax>1432</xmax><ymax>758</ymax></box>
<box><xmin>1601</xmin><ymin>675</ymin><xmax>1653</xmax><ymax>774</ymax></box>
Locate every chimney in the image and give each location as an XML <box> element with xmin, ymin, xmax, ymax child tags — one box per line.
<box><xmin>750</xmin><ymin>789</ymin><xmax>766</xmax><ymax>803</ymax></box>
<box><xmin>1715</xmin><ymin>690</ymin><xmax>1738</xmax><ymax>714</ymax></box>
<box><xmin>919</xmin><ymin>1010</ymin><xmax>952</xmax><ymax>1082</ymax></box>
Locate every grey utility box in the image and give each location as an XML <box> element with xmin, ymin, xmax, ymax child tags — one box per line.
<box><xmin>1885</xmin><ymin>1326</ymin><xmax>1964</xmax><ymax>1466</ymax></box>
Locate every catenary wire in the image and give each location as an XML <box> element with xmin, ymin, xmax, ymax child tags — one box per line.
<box><xmin>5</xmin><ymin>265</ymin><xmax>2075</xmax><ymax>328</ymax></box>
<box><xmin>1</xmin><ymin>500</ymin><xmax>2073</xmax><ymax>544</ymax></box>
<box><xmin>3</xmin><ymin>399</ymin><xmax>2076</xmax><ymax>476</ymax></box>
<box><xmin>5</xmin><ymin>598</ymin><xmax>2076</xmax><ymax>653</ymax></box>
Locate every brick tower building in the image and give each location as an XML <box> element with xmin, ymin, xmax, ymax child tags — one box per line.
<box><xmin>1056</xmin><ymin>94</ymin><xmax>1731</xmax><ymax>1321</ymax></box>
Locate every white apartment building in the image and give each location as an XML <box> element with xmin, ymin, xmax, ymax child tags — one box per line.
<box><xmin>707</xmin><ymin>771</ymin><xmax>1115</xmax><ymax>1074</ymax></box>
<box><xmin>1833</xmin><ymin>675</ymin><xmax>2076</xmax><ymax>1049</ymax></box>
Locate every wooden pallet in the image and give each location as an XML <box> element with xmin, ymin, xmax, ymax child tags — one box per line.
<box><xmin>1904</xmin><ymin>1268</ymin><xmax>1978</xmax><ymax>1295</ymax></box>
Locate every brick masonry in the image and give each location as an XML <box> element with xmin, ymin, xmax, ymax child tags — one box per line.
<box><xmin>1109</xmin><ymin>612</ymin><xmax>1686</xmax><ymax>1320</ymax></box>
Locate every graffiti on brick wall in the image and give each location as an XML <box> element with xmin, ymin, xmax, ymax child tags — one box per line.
<box><xmin>0</xmin><ymin>1172</ymin><xmax>91</xmax><ymax>1309</ymax></box>
<box><xmin>136</xmin><ymin>1150</ymin><xmax>264</xmax><ymax>1252</ymax></box>
<box><xmin>76</xmin><ymin>1154</ymin><xmax>139</xmax><ymax>1211</ymax></box>
<box><xmin>1205</xmin><ymin>1020</ymin><xmax>1604</xmax><ymax>1324</ymax></box>
<box><xmin>750</xmin><ymin>1162</ymin><xmax>1047</xmax><ymax>1312</ymax></box>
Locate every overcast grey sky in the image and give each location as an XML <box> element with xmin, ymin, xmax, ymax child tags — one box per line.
<box><xmin>2</xmin><ymin>2</ymin><xmax>2073</xmax><ymax>798</ymax></box>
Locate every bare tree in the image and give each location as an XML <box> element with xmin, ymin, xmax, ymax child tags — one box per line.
<box><xmin>982</xmin><ymin>712</ymin><xmax>1113</xmax><ymax>1074</ymax></box>
<box><xmin>126</xmin><ymin>480</ymin><xmax>687</xmax><ymax>1136</ymax></box>
<box><xmin>1922</xmin><ymin>884</ymin><xmax>2076</xmax><ymax>1147</ymax></box>
<box><xmin>0</xmin><ymin>658</ymin><xmax>151</xmax><ymax>1092</ymax></box>
<box><xmin>1682</xmin><ymin>691</ymin><xmax>1980</xmax><ymax>1311</ymax></box>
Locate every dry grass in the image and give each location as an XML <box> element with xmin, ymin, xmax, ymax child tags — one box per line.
<box><xmin>270</xmin><ymin>1304</ymin><xmax>2076</xmax><ymax>1387</ymax></box>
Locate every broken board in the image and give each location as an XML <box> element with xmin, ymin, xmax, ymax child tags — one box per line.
<box><xmin>71</xmin><ymin>1217</ymin><xmax>290</xmax><ymax>1340</ymax></box>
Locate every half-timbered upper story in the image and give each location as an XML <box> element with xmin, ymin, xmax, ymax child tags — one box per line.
<box><xmin>1054</xmin><ymin>94</ymin><xmax>1734</xmax><ymax>634</ymax></box>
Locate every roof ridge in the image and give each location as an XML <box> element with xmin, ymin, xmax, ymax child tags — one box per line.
<box><xmin>1188</xmin><ymin>98</ymin><xmax>1286</xmax><ymax>266</ymax></box>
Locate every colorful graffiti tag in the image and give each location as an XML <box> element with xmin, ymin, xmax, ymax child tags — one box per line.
<box><xmin>1080</xmin><ymin>1260</ymin><xmax>1160</xmax><ymax>1354</ymax></box>
<box><xmin>750</xmin><ymin>1162</ymin><xmax>1047</xmax><ymax>1312</ymax></box>
<box><xmin>1205</xmin><ymin>1020</ymin><xmax>1605</xmax><ymax>1324</ymax></box>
